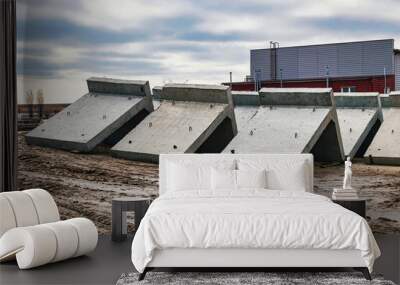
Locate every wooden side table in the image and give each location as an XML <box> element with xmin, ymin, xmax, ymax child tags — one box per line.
<box><xmin>332</xmin><ymin>199</ymin><xmax>366</xmax><ymax>218</ymax></box>
<box><xmin>112</xmin><ymin>197</ymin><xmax>152</xmax><ymax>242</ymax></box>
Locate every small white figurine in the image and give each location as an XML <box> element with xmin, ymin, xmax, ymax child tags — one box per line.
<box><xmin>343</xmin><ymin>157</ymin><xmax>352</xmax><ymax>190</ymax></box>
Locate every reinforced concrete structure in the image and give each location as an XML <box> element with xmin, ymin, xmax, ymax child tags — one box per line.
<box><xmin>365</xmin><ymin>92</ymin><xmax>400</xmax><ymax>165</ymax></box>
<box><xmin>231</xmin><ymin>91</ymin><xmax>260</xmax><ymax>130</ymax></box>
<box><xmin>224</xmin><ymin>88</ymin><xmax>345</xmax><ymax>162</ymax></box>
<box><xmin>111</xmin><ymin>84</ymin><xmax>237</xmax><ymax>163</ymax></box>
<box><xmin>152</xmin><ymin>86</ymin><xmax>162</xmax><ymax>109</ymax></box>
<box><xmin>334</xmin><ymin>93</ymin><xmax>383</xmax><ymax>159</ymax></box>
<box><xmin>25</xmin><ymin>78</ymin><xmax>154</xmax><ymax>152</ymax></box>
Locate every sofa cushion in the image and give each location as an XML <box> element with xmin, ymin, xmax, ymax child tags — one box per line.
<box><xmin>0</xmin><ymin>196</ymin><xmax>17</xmax><ymax>237</ymax></box>
<box><xmin>1</xmin><ymin>192</ymin><xmax>39</xmax><ymax>227</ymax></box>
<box><xmin>24</xmin><ymin>189</ymin><xmax>60</xmax><ymax>224</ymax></box>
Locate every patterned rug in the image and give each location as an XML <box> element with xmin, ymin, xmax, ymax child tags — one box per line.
<box><xmin>116</xmin><ymin>271</ymin><xmax>395</xmax><ymax>285</ymax></box>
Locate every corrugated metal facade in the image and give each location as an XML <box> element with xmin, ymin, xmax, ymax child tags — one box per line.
<box><xmin>250</xmin><ymin>49</ymin><xmax>271</xmax><ymax>81</ymax></box>
<box><xmin>250</xmin><ymin>39</ymin><xmax>394</xmax><ymax>81</ymax></box>
<box><xmin>396</xmin><ymin>53</ymin><xmax>400</xmax><ymax>91</ymax></box>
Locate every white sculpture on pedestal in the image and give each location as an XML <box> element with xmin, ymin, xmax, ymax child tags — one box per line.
<box><xmin>332</xmin><ymin>157</ymin><xmax>358</xmax><ymax>199</ymax></box>
<box><xmin>343</xmin><ymin>157</ymin><xmax>352</xmax><ymax>190</ymax></box>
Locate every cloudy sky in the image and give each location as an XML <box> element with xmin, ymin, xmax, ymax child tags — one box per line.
<box><xmin>17</xmin><ymin>0</ymin><xmax>400</xmax><ymax>103</ymax></box>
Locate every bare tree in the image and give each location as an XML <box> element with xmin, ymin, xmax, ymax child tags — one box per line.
<box><xmin>25</xmin><ymin>90</ymin><xmax>34</xmax><ymax>118</ymax></box>
<box><xmin>37</xmin><ymin>89</ymin><xmax>44</xmax><ymax>118</ymax></box>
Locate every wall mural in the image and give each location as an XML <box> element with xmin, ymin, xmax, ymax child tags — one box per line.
<box><xmin>16</xmin><ymin>0</ymin><xmax>400</xmax><ymax>237</ymax></box>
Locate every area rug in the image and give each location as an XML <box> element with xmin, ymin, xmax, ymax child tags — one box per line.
<box><xmin>116</xmin><ymin>272</ymin><xmax>395</xmax><ymax>285</ymax></box>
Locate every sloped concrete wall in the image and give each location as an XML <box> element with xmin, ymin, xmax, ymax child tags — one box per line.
<box><xmin>365</xmin><ymin>91</ymin><xmax>400</xmax><ymax>165</ymax></box>
<box><xmin>224</xmin><ymin>88</ymin><xmax>344</xmax><ymax>162</ymax></box>
<box><xmin>25</xmin><ymin>78</ymin><xmax>154</xmax><ymax>152</ymax></box>
<box><xmin>334</xmin><ymin>92</ymin><xmax>382</xmax><ymax>158</ymax></box>
<box><xmin>111</xmin><ymin>84</ymin><xmax>237</xmax><ymax>163</ymax></box>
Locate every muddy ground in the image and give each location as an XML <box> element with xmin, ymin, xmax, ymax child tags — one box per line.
<box><xmin>17</xmin><ymin>133</ymin><xmax>400</xmax><ymax>234</ymax></box>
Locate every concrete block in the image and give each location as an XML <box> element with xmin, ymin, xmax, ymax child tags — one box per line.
<box><xmin>25</xmin><ymin>78</ymin><xmax>154</xmax><ymax>152</ymax></box>
<box><xmin>152</xmin><ymin>86</ymin><xmax>162</xmax><ymax>99</ymax></box>
<box><xmin>336</xmin><ymin>109</ymin><xmax>382</xmax><ymax>159</ymax></box>
<box><xmin>380</xmin><ymin>94</ymin><xmax>392</xmax><ymax>108</ymax></box>
<box><xmin>381</xmin><ymin>92</ymin><xmax>400</xmax><ymax>108</ymax></box>
<box><xmin>365</xmin><ymin>107</ymin><xmax>400</xmax><ymax>165</ymax></box>
<box><xmin>259</xmin><ymin>88</ymin><xmax>333</xmax><ymax>106</ymax></box>
<box><xmin>87</xmin><ymin>77</ymin><xmax>150</xmax><ymax>96</ymax></box>
<box><xmin>161</xmin><ymin>84</ymin><xmax>232</xmax><ymax>104</ymax></box>
<box><xmin>389</xmin><ymin>91</ymin><xmax>400</xmax><ymax>107</ymax></box>
<box><xmin>224</xmin><ymin>88</ymin><xmax>344</xmax><ymax>162</ymax></box>
<box><xmin>232</xmin><ymin>91</ymin><xmax>260</xmax><ymax>106</ymax></box>
<box><xmin>334</xmin><ymin>92</ymin><xmax>383</xmax><ymax>158</ymax></box>
<box><xmin>334</xmin><ymin>92</ymin><xmax>381</xmax><ymax>108</ymax></box>
<box><xmin>111</xmin><ymin>84</ymin><xmax>237</xmax><ymax>163</ymax></box>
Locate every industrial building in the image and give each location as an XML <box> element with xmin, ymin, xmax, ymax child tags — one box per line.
<box><xmin>228</xmin><ymin>39</ymin><xmax>400</xmax><ymax>93</ymax></box>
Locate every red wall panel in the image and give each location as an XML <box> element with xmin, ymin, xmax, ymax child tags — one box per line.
<box><xmin>228</xmin><ymin>75</ymin><xmax>395</xmax><ymax>93</ymax></box>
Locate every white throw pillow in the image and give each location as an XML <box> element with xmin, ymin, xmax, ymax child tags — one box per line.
<box><xmin>211</xmin><ymin>168</ymin><xmax>268</xmax><ymax>191</ymax></box>
<box><xmin>167</xmin><ymin>159</ymin><xmax>236</xmax><ymax>192</ymax></box>
<box><xmin>167</xmin><ymin>162</ymin><xmax>210</xmax><ymax>191</ymax></box>
<box><xmin>211</xmin><ymin>168</ymin><xmax>236</xmax><ymax>190</ymax></box>
<box><xmin>237</xmin><ymin>159</ymin><xmax>308</xmax><ymax>191</ymax></box>
<box><xmin>236</xmin><ymin>169</ymin><xmax>267</xmax><ymax>189</ymax></box>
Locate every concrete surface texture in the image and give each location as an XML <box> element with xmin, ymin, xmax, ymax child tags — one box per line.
<box><xmin>334</xmin><ymin>92</ymin><xmax>382</xmax><ymax>109</ymax></box>
<box><xmin>233</xmin><ymin>106</ymin><xmax>260</xmax><ymax>130</ymax></box>
<box><xmin>365</xmin><ymin>107</ymin><xmax>400</xmax><ymax>165</ymax></box>
<box><xmin>111</xmin><ymin>84</ymin><xmax>237</xmax><ymax>162</ymax></box>
<box><xmin>231</xmin><ymin>92</ymin><xmax>260</xmax><ymax>130</ymax></box>
<box><xmin>232</xmin><ymin>91</ymin><xmax>260</xmax><ymax>106</ymax></box>
<box><xmin>161</xmin><ymin>83</ymin><xmax>233</xmax><ymax>104</ymax></box>
<box><xmin>259</xmin><ymin>88</ymin><xmax>333</xmax><ymax>106</ymax></box>
<box><xmin>334</xmin><ymin>93</ymin><xmax>383</xmax><ymax>159</ymax></box>
<box><xmin>389</xmin><ymin>92</ymin><xmax>400</xmax><ymax>107</ymax></box>
<box><xmin>25</xmin><ymin>78</ymin><xmax>154</xmax><ymax>152</ymax></box>
<box><xmin>365</xmin><ymin>92</ymin><xmax>400</xmax><ymax>165</ymax></box>
<box><xmin>153</xmin><ymin>99</ymin><xmax>161</xmax><ymax>110</ymax></box>
<box><xmin>224</xmin><ymin>88</ymin><xmax>344</xmax><ymax>162</ymax></box>
<box><xmin>381</xmin><ymin>92</ymin><xmax>400</xmax><ymax>108</ymax></box>
<box><xmin>152</xmin><ymin>86</ymin><xmax>162</xmax><ymax>99</ymax></box>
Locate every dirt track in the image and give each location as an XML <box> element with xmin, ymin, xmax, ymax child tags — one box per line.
<box><xmin>17</xmin><ymin>133</ymin><xmax>400</xmax><ymax>234</ymax></box>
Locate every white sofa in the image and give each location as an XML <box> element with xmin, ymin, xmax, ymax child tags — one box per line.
<box><xmin>0</xmin><ymin>189</ymin><xmax>98</xmax><ymax>269</ymax></box>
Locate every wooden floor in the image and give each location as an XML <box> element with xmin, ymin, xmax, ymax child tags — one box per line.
<box><xmin>1</xmin><ymin>234</ymin><xmax>399</xmax><ymax>285</ymax></box>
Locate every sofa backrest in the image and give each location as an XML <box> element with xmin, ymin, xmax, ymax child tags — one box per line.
<box><xmin>0</xmin><ymin>189</ymin><xmax>60</xmax><ymax>237</ymax></box>
<box><xmin>159</xmin><ymin>154</ymin><xmax>314</xmax><ymax>195</ymax></box>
